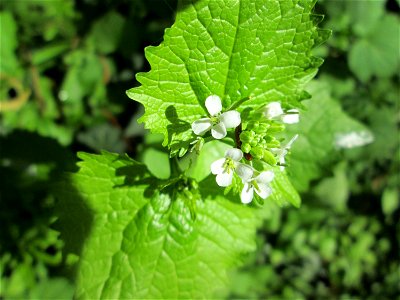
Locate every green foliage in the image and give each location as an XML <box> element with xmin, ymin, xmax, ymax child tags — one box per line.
<box><xmin>348</xmin><ymin>14</ymin><xmax>400</xmax><ymax>82</ymax></box>
<box><xmin>321</xmin><ymin>0</ymin><xmax>400</xmax><ymax>82</ymax></box>
<box><xmin>227</xmin><ymin>0</ymin><xmax>400</xmax><ymax>298</ymax></box>
<box><xmin>58</xmin><ymin>152</ymin><xmax>258</xmax><ymax>298</ymax></box>
<box><xmin>228</xmin><ymin>205</ymin><xmax>399</xmax><ymax>299</ymax></box>
<box><xmin>127</xmin><ymin>0</ymin><xmax>328</xmax><ymax>156</ymax></box>
<box><xmin>1</xmin><ymin>0</ymin><xmax>398</xmax><ymax>299</ymax></box>
<box><xmin>286</xmin><ymin>80</ymin><xmax>372</xmax><ymax>192</ymax></box>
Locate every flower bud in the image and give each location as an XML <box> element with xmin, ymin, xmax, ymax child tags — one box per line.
<box><xmin>240</xmin><ymin>131</ymin><xmax>252</xmax><ymax>143</ymax></box>
<box><xmin>241</xmin><ymin>143</ymin><xmax>251</xmax><ymax>153</ymax></box>
<box><xmin>250</xmin><ymin>146</ymin><xmax>264</xmax><ymax>159</ymax></box>
<box><xmin>258</xmin><ymin>123</ymin><xmax>269</xmax><ymax>133</ymax></box>
<box><xmin>268</xmin><ymin>123</ymin><xmax>285</xmax><ymax>133</ymax></box>
<box><xmin>267</xmin><ymin>140</ymin><xmax>280</xmax><ymax>148</ymax></box>
<box><xmin>262</xmin><ymin>150</ymin><xmax>277</xmax><ymax>165</ymax></box>
<box><xmin>250</xmin><ymin>139</ymin><xmax>258</xmax><ymax>147</ymax></box>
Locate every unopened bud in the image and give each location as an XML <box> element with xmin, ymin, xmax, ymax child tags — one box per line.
<box><xmin>268</xmin><ymin>123</ymin><xmax>285</xmax><ymax>133</ymax></box>
<box><xmin>241</xmin><ymin>143</ymin><xmax>251</xmax><ymax>153</ymax></box>
<box><xmin>263</xmin><ymin>150</ymin><xmax>277</xmax><ymax>165</ymax></box>
<box><xmin>240</xmin><ymin>131</ymin><xmax>252</xmax><ymax>143</ymax></box>
<box><xmin>250</xmin><ymin>146</ymin><xmax>264</xmax><ymax>159</ymax></box>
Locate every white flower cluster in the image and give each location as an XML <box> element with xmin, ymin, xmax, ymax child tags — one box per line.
<box><xmin>191</xmin><ymin>95</ymin><xmax>299</xmax><ymax>204</ymax></box>
<box><xmin>210</xmin><ymin>148</ymin><xmax>274</xmax><ymax>204</ymax></box>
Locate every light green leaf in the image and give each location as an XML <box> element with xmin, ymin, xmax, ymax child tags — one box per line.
<box><xmin>382</xmin><ymin>188</ymin><xmax>399</xmax><ymax>217</ymax></box>
<box><xmin>142</xmin><ymin>148</ymin><xmax>171</xmax><ymax>179</ymax></box>
<box><xmin>127</xmin><ymin>0</ymin><xmax>328</xmax><ymax>155</ymax></box>
<box><xmin>286</xmin><ymin>80</ymin><xmax>372</xmax><ymax>192</ymax></box>
<box><xmin>349</xmin><ymin>14</ymin><xmax>400</xmax><ymax>82</ymax></box>
<box><xmin>31</xmin><ymin>42</ymin><xmax>70</xmax><ymax>66</ymax></box>
<box><xmin>58</xmin><ymin>152</ymin><xmax>258</xmax><ymax>298</ymax></box>
<box><xmin>270</xmin><ymin>167</ymin><xmax>301</xmax><ymax>208</ymax></box>
<box><xmin>313</xmin><ymin>162</ymin><xmax>349</xmax><ymax>212</ymax></box>
<box><xmin>0</xmin><ymin>11</ymin><xmax>20</xmax><ymax>75</ymax></box>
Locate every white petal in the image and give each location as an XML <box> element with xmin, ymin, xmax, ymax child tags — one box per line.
<box><xmin>279</xmin><ymin>153</ymin><xmax>286</xmax><ymax>165</ymax></box>
<box><xmin>285</xmin><ymin>134</ymin><xmax>299</xmax><ymax>149</ymax></box>
<box><xmin>192</xmin><ymin>118</ymin><xmax>212</xmax><ymax>135</ymax></box>
<box><xmin>335</xmin><ymin>131</ymin><xmax>374</xmax><ymax>149</ymax></box>
<box><xmin>220</xmin><ymin>111</ymin><xmax>241</xmax><ymax>129</ymax></box>
<box><xmin>241</xmin><ymin>183</ymin><xmax>254</xmax><ymax>204</ymax></box>
<box><xmin>216</xmin><ymin>171</ymin><xmax>233</xmax><ymax>187</ymax></box>
<box><xmin>255</xmin><ymin>183</ymin><xmax>272</xmax><ymax>199</ymax></box>
<box><xmin>256</xmin><ymin>171</ymin><xmax>274</xmax><ymax>184</ymax></box>
<box><xmin>264</xmin><ymin>102</ymin><xmax>283</xmax><ymax>119</ymax></box>
<box><xmin>282</xmin><ymin>113</ymin><xmax>299</xmax><ymax>124</ymax></box>
<box><xmin>211</xmin><ymin>122</ymin><xmax>227</xmax><ymax>139</ymax></box>
<box><xmin>236</xmin><ymin>163</ymin><xmax>253</xmax><ymax>182</ymax></box>
<box><xmin>211</xmin><ymin>158</ymin><xmax>226</xmax><ymax>175</ymax></box>
<box><xmin>225</xmin><ymin>148</ymin><xmax>243</xmax><ymax>161</ymax></box>
<box><xmin>205</xmin><ymin>95</ymin><xmax>222</xmax><ymax>116</ymax></box>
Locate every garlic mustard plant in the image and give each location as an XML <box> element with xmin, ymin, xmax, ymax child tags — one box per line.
<box><xmin>191</xmin><ymin>95</ymin><xmax>241</xmax><ymax>139</ymax></box>
<box><xmin>197</xmin><ymin>97</ymin><xmax>302</xmax><ymax>204</ymax></box>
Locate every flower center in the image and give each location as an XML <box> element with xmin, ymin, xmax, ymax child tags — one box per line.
<box><xmin>210</xmin><ymin>115</ymin><xmax>220</xmax><ymax>125</ymax></box>
<box><xmin>223</xmin><ymin>158</ymin><xmax>235</xmax><ymax>173</ymax></box>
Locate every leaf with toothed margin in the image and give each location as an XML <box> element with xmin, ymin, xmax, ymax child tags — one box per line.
<box><xmin>127</xmin><ymin>0</ymin><xmax>330</xmax><ymax>156</ymax></box>
<box><xmin>57</xmin><ymin>151</ymin><xmax>259</xmax><ymax>299</ymax></box>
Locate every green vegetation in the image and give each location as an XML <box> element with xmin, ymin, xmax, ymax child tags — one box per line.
<box><xmin>0</xmin><ymin>0</ymin><xmax>398</xmax><ymax>299</ymax></box>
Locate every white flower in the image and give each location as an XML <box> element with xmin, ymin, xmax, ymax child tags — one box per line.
<box><xmin>264</xmin><ymin>102</ymin><xmax>284</xmax><ymax>119</ymax></box>
<box><xmin>335</xmin><ymin>131</ymin><xmax>374</xmax><ymax>149</ymax></box>
<box><xmin>271</xmin><ymin>134</ymin><xmax>299</xmax><ymax>171</ymax></box>
<box><xmin>264</xmin><ymin>102</ymin><xmax>299</xmax><ymax>124</ymax></box>
<box><xmin>192</xmin><ymin>95</ymin><xmax>241</xmax><ymax>139</ymax></box>
<box><xmin>211</xmin><ymin>148</ymin><xmax>244</xmax><ymax>187</ymax></box>
<box><xmin>239</xmin><ymin>170</ymin><xmax>275</xmax><ymax>204</ymax></box>
<box><xmin>281</xmin><ymin>109</ymin><xmax>300</xmax><ymax>124</ymax></box>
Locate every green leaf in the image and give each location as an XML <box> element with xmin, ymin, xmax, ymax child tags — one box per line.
<box><xmin>349</xmin><ymin>14</ymin><xmax>400</xmax><ymax>82</ymax></box>
<box><xmin>142</xmin><ymin>148</ymin><xmax>171</xmax><ymax>179</ymax></box>
<box><xmin>0</xmin><ymin>11</ymin><xmax>20</xmax><ymax>75</ymax></box>
<box><xmin>346</xmin><ymin>0</ymin><xmax>385</xmax><ymax>37</ymax></box>
<box><xmin>89</xmin><ymin>11</ymin><xmax>125</xmax><ymax>54</ymax></box>
<box><xmin>127</xmin><ymin>0</ymin><xmax>328</xmax><ymax>155</ymax></box>
<box><xmin>269</xmin><ymin>167</ymin><xmax>301</xmax><ymax>208</ymax></box>
<box><xmin>286</xmin><ymin>80</ymin><xmax>372</xmax><ymax>192</ymax></box>
<box><xmin>58</xmin><ymin>152</ymin><xmax>258</xmax><ymax>298</ymax></box>
<box><xmin>382</xmin><ymin>188</ymin><xmax>399</xmax><ymax>217</ymax></box>
<box><xmin>313</xmin><ymin>162</ymin><xmax>349</xmax><ymax>212</ymax></box>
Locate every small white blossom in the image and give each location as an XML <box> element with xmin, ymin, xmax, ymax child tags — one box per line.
<box><xmin>239</xmin><ymin>170</ymin><xmax>275</xmax><ymax>204</ymax></box>
<box><xmin>211</xmin><ymin>148</ymin><xmax>243</xmax><ymax>187</ymax></box>
<box><xmin>192</xmin><ymin>95</ymin><xmax>241</xmax><ymax>139</ymax></box>
<box><xmin>271</xmin><ymin>134</ymin><xmax>299</xmax><ymax>171</ymax></box>
<box><xmin>264</xmin><ymin>102</ymin><xmax>284</xmax><ymax>119</ymax></box>
<box><xmin>281</xmin><ymin>109</ymin><xmax>300</xmax><ymax>124</ymax></box>
<box><xmin>264</xmin><ymin>102</ymin><xmax>299</xmax><ymax>124</ymax></box>
<box><xmin>335</xmin><ymin>131</ymin><xmax>374</xmax><ymax>149</ymax></box>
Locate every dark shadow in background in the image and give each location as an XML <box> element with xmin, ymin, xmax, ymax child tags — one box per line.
<box><xmin>0</xmin><ymin>130</ymin><xmax>84</xmax><ymax>279</ymax></box>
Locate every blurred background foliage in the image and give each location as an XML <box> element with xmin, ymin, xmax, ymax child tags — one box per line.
<box><xmin>0</xmin><ymin>0</ymin><xmax>398</xmax><ymax>299</ymax></box>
